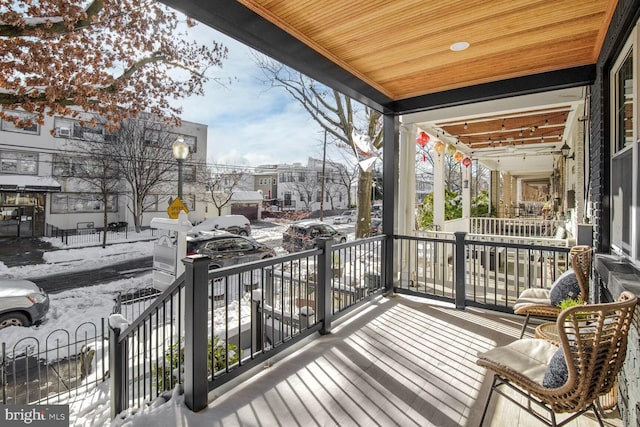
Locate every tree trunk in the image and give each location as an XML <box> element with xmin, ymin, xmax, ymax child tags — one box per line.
<box><xmin>355</xmin><ymin>170</ymin><xmax>373</xmax><ymax>238</ymax></box>
<box><xmin>102</xmin><ymin>199</ymin><xmax>108</xmax><ymax>248</ymax></box>
<box><xmin>134</xmin><ymin>200</ymin><xmax>143</xmax><ymax>233</ymax></box>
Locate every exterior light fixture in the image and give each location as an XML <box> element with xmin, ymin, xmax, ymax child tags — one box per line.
<box><xmin>560</xmin><ymin>141</ymin><xmax>574</xmax><ymax>160</ymax></box>
<box><xmin>172</xmin><ymin>137</ymin><xmax>190</xmax><ymax>200</ymax></box>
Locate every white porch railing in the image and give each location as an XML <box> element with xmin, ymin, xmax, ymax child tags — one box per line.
<box><xmin>470</xmin><ymin>217</ymin><xmax>565</xmax><ymax>239</ymax></box>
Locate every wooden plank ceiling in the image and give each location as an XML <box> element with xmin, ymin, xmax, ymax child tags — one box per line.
<box><xmin>236</xmin><ymin>0</ymin><xmax>616</xmax><ymax>101</ymax></box>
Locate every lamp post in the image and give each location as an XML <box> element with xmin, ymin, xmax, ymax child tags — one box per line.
<box><xmin>172</xmin><ymin>137</ymin><xmax>189</xmax><ymax>200</ymax></box>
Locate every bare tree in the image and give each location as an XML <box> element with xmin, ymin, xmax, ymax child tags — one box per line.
<box><xmin>70</xmin><ymin>140</ymin><xmax>122</xmax><ymax>247</ymax></box>
<box><xmin>255</xmin><ymin>56</ymin><xmax>381</xmax><ymax>238</ymax></box>
<box><xmin>327</xmin><ymin>159</ymin><xmax>358</xmax><ymax>208</ymax></box>
<box><xmin>289</xmin><ymin>170</ymin><xmax>320</xmax><ymax>211</ymax></box>
<box><xmin>105</xmin><ymin>117</ymin><xmax>180</xmax><ymax>232</ymax></box>
<box><xmin>200</xmin><ymin>165</ymin><xmax>248</xmax><ymax>216</ymax></box>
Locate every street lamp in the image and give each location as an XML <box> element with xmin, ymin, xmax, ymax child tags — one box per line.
<box><xmin>172</xmin><ymin>137</ymin><xmax>189</xmax><ymax>200</ymax></box>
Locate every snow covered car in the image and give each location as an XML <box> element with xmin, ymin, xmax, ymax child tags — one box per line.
<box><xmin>333</xmin><ymin>210</ymin><xmax>357</xmax><ymax>224</ymax></box>
<box><xmin>190</xmin><ymin>215</ymin><xmax>251</xmax><ymax>236</ymax></box>
<box><xmin>282</xmin><ymin>221</ymin><xmax>347</xmax><ymax>252</ymax></box>
<box><xmin>0</xmin><ymin>279</ymin><xmax>49</xmax><ymax>329</ymax></box>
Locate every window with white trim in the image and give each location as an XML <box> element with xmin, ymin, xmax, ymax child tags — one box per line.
<box><xmin>610</xmin><ymin>21</ymin><xmax>639</xmax><ymax>264</ymax></box>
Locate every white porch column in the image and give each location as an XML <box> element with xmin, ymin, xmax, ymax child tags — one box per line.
<box><xmin>433</xmin><ymin>152</ymin><xmax>445</xmax><ymax>228</ymax></box>
<box><xmin>398</xmin><ymin>124</ymin><xmax>417</xmax><ymax>234</ymax></box>
<box><xmin>462</xmin><ymin>164</ymin><xmax>471</xmax><ymax>220</ymax></box>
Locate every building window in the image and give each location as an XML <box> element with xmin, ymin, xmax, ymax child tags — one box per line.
<box><xmin>610</xmin><ymin>24</ymin><xmax>639</xmax><ymax>264</ymax></box>
<box><xmin>1</xmin><ymin>110</ymin><xmax>39</xmax><ymax>134</ymax></box>
<box><xmin>51</xmin><ymin>193</ymin><xmax>118</xmax><ymax>213</ymax></box>
<box><xmin>0</xmin><ymin>150</ymin><xmax>38</xmax><ymax>175</ymax></box>
<box><xmin>284</xmin><ymin>191</ymin><xmax>292</xmax><ymax>206</ymax></box>
<box><xmin>54</xmin><ymin>117</ymin><xmax>108</xmax><ymax>142</ymax></box>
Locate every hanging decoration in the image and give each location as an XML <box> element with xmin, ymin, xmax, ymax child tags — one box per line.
<box><xmin>416</xmin><ymin>130</ymin><xmax>430</xmax><ymax>147</ymax></box>
<box><xmin>462</xmin><ymin>157</ymin><xmax>472</xmax><ymax>167</ymax></box>
<box><xmin>433</xmin><ymin>141</ymin><xmax>445</xmax><ymax>156</ymax></box>
<box><xmin>422</xmin><ymin>153</ymin><xmax>427</xmax><ymax>162</ymax></box>
<box><xmin>446</xmin><ymin>144</ymin><xmax>457</xmax><ymax>156</ymax></box>
<box><xmin>453</xmin><ymin>151</ymin><xmax>464</xmax><ymax>163</ymax></box>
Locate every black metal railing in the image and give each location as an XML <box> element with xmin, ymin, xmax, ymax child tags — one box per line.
<box><xmin>108</xmin><ymin>236</ymin><xmax>386</xmax><ymax>417</ymax></box>
<box><xmin>393</xmin><ymin>232</ymin><xmax>571</xmax><ymax>312</ymax></box>
<box><xmin>108</xmin><ymin>231</ymin><xmax>574</xmax><ymax>417</ymax></box>
<box><xmin>1</xmin><ymin>320</ymin><xmax>108</xmax><ymax>405</ymax></box>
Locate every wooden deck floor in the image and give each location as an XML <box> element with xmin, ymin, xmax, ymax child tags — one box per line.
<box><xmin>199</xmin><ymin>294</ymin><xmax>622</xmax><ymax>427</ymax></box>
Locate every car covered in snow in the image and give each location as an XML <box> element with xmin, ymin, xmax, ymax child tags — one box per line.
<box><xmin>282</xmin><ymin>221</ymin><xmax>347</xmax><ymax>252</ymax></box>
<box><xmin>333</xmin><ymin>210</ymin><xmax>357</xmax><ymax>224</ymax></box>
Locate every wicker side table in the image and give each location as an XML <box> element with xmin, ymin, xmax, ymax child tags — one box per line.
<box><xmin>534</xmin><ymin>322</ymin><xmax>618</xmax><ymax>410</ymax></box>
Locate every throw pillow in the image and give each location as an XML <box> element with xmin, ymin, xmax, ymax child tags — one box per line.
<box><xmin>542</xmin><ymin>348</ymin><xmax>568</xmax><ymax>388</ymax></box>
<box><xmin>549</xmin><ymin>269</ymin><xmax>580</xmax><ymax>306</ymax></box>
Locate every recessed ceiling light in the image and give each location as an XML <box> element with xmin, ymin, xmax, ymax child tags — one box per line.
<box><xmin>450</xmin><ymin>41</ymin><xmax>470</xmax><ymax>51</ymax></box>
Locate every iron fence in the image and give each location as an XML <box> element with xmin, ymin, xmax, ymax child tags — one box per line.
<box><xmin>1</xmin><ymin>320</ymin><xmax>108</xmax><ymax>405</ymax></box>
<box><xmin>45</xmin><ymin>224</ymin><xmax>161</xmax><ymax>246</ymax></box>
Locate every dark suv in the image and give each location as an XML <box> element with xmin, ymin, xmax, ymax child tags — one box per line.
<box><xmin>186</xmin><ymin>231</ymin><xmax>276</xmax><ymax>268</ymax></box>
<box><xmin>282</xmin><ymin>221</ymin><xmax>347</xmax><ymax>252</ymax></box>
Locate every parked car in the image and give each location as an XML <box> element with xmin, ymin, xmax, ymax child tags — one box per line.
<box><xmin>186</xmin><ymin>231</ymin><xmax>275</xmax><ymax>269</ymax></box>
<box><xmin>371</xmin><ymin>204</ymin><xmax>382</xmax><ymax>218</ymax></box>
<box><xmin>190</xmin><ymin>215</ymin><xmax>251</xmax><ymax>236</ymax></box>
<box><xmin>333</xmin><ymin>210</ymin><xmax>357</xmax><ymax>224</ymax></box>
<box><xmin>0</xmin><ymin>279</ymin><xmax>49</xmax><ymax>329</ymax></box>
<box><xmin>282</xmin><ymin>221</ymin><xmax>347</xmax><ymax>252</ymax></box>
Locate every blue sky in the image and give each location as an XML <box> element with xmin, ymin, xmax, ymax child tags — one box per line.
<box><xmin>171</xmin><ymin>24</ymin><xmax>332</xmax><ymax>168</ymax></box>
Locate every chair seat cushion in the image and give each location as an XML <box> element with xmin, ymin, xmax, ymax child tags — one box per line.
<box><xmin>549</xmin><ymin>269</ymin><xmax>580</xmax><ymax>306</ymax></box>
<box><xmin>542</xmin><ymin>348</ymin><xmax>568</xmax><ymax>388</ymax></box>
<box><xmin>478</xmin><ymin>339</ymin><xmax>558</xmax><ymax>385</ymax></box>
<box><xmin>513</xmin><ymin>288</ymin><xmax>551</xmax><ymax>312</ymax></box>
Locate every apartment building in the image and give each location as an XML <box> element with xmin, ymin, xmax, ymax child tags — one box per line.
<box><xmin>0</xmin><ymin>109</ymin><xmax>207</xmax><ymax>237</ymax></box>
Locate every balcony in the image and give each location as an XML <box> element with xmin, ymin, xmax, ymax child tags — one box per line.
<box><xmin>107</xmin><ymin>231</ymin><xmax>627</xmax><ymax>426</ymax></box>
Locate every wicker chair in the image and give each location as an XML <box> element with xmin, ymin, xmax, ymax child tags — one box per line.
<box><xmin>477</xmin><ymin>291</ymin><xmax>637</xmax><ymax>427</ymax></box>
<box><xmin>513</xmin><ymin>245</ymin><xmax>592</xmax><ymax>338</ymax></box>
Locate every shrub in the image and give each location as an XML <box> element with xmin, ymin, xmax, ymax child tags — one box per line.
<box><xmin>154</xmin><ymin>336</ymin><xmax>240</xmax><ymax>392</ymax></box>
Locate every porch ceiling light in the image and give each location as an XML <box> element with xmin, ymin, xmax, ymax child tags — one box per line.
<box><xmin>450</xmin><ymin>41</ymin><xmax>470</xmax><ymax>51</ymax></box>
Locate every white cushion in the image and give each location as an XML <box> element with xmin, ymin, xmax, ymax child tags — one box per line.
<box><xmin>513</xmin><ymin>288</ymin><xmax>551</xmax><ymax>311</ymax></box>
<box><xmin>478</xmin><ymin>339</ymin><xmax>558</xmax><ymax>385</ymax></box>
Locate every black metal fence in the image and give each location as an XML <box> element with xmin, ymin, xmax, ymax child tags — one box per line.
<box><xmin>393</xmin><ymin>232</ymin><xmax>571</xmax><ymax>311</ymax></box>
<box><xmin>108</xmin><ymin>235</ymin><xmax>386</xmax><ymax>416</ymax></box>
<box><xmin>106</xmin><ymin>230</ymin><xmax>573</xmax><ymax>418</ymax></box>
<box><xmin>0</xmin><ymin>320</ymin><xmax>108</xmax><ymax>405</ymax></box>
<box><xmin>45</xmin><ymin>223</ymin><xmax>161</xmax><ymax>246</ymax></box>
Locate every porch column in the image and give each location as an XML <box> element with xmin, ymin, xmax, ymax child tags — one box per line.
<box><xmin>503</xmin><ymin>172</ymin><xmax>512</xmax><ymax>216</ymax></box>
<box><xmin>382</xmin><ymin>113</ymin><xmax>399</xmax><ymax>294</ymax></box>
<box><xmin>398</xmin><ymin>123</ymin><xmax>417</xmax><ymax>234</ymax></box>
<box><xmin>462</xmin><ymin>163</ymin><xmax>471</xmax><ymax>220</ymax></box>
<box><xmin>433</xmin><ymin>152</ymin><xmax>445</xmax><ymax>228</ymax></box>
<box><xmin>490</xmin><ymin>170</ymin><xmax>500</xmax><ymax>217</ymax></box>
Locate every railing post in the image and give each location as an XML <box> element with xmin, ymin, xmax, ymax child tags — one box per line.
<box><xmin>251</xmin><ymin>289</ymin><xmax>263</xmax><ymax>353</ymax></box>
<box><xmin>183</xmin><ymin>255</ymin><xmax>210</xmax><ymax>412</ymax></box>
<box><xmin>317</xmin><ymin>238</ymin><xmax>332</xmax><ymax>335</ymax></box>
<box><xmin>108</xmin><ymin>318</ymin><xmax>125</xmax><ymax>419</ymax></box>
<box><xmin>454</xmin><ymin>231</ymin><xmax>467</xmax><ymax>310</ymax></box>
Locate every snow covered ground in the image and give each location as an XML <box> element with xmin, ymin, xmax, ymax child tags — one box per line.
<box><xmin>0</xmin><ymin>216</ymin><xmax>355</xmax><ymax>426</ymax></box>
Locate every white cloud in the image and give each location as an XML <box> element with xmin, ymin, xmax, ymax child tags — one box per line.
<box><xmin>171</xmin><ymin>25</ymin><xmax>328</xmax><ymax>167</ymax></box>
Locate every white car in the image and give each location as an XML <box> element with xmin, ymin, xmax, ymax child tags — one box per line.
<box><xmin>333</xmin><ymin>210</ymin><xmax>356</xmax><ymax>224</ymax></box>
